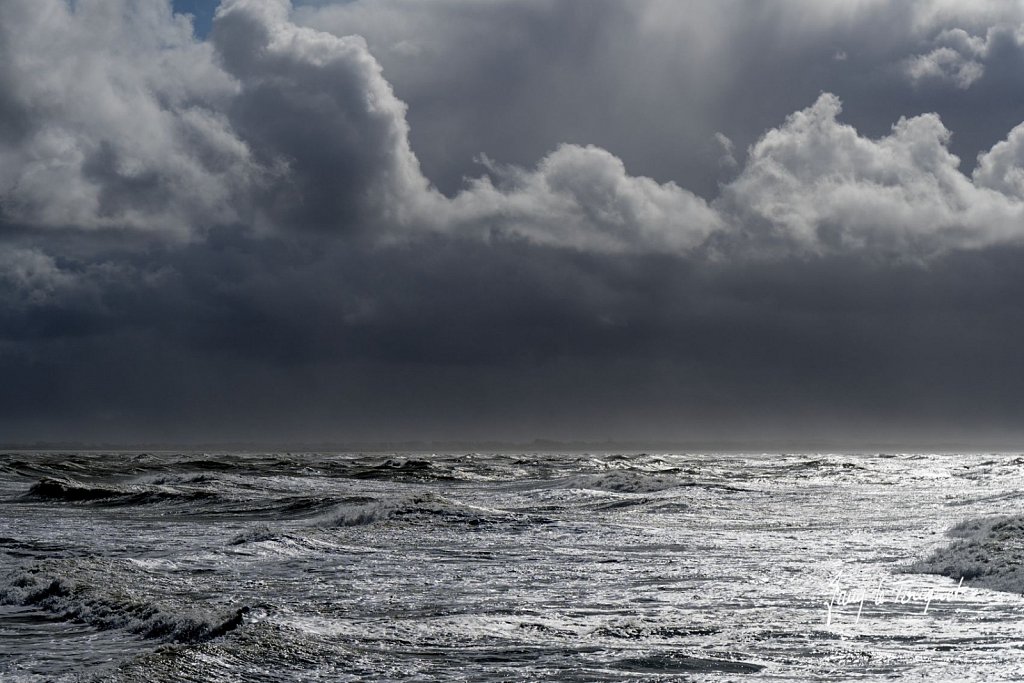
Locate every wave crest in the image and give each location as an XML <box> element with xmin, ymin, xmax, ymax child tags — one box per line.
<box><xmin>24</xmin><ymin>476</ymin><xmax>218</xmax><ymax>506</ymax></box>
<box><xmin>0</xmin><ymin>564</ymin><xmax>250</xmax><ymax>643</ymax></box>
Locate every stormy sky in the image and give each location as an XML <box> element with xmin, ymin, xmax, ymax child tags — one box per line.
<box><xmin>3</xmin><ymin>0</ymin><xmax>1024</xmax><ymax>445</ymax></box>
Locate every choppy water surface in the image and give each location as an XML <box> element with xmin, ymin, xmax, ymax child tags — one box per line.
<box><xmin>2</xmin><ymin>451</ymin><xmax>1024</xmax><ymax>681</ymax></box>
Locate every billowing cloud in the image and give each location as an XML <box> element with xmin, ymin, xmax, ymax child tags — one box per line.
<box><xmin>212</xmin><ymin>0</ymin><xmax>436</xmax><ymax>233</ymax></box>
<box><xmin>721</xmin><ymin>93</ymin><xmax>1024</xmax><ymax>256</ymax></box>
<box><xmin>904</xmin><ymin>45</ymin><xmax>984</xmax><ymax>89</ymax></box>
<box><xmin>437</xmin><ymin>145</ymin><xmax>723</xmax><ymax>254</ymax></box>
<box><xmin>903</xmin><ymin>25</ymin><xmax>1024</xmax><ymax>89</ymax></box>
<box><xmin>0</xmin><ymin>0</ymin><xmax>254</xmax><ymax>236</ymax></box>
<box><xmin>974</xmin><ymin>122</ymin><xmax>1024</xmax><ymax>199</ymax></box>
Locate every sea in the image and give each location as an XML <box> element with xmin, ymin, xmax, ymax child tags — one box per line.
<box><xmin>2</xmin><ymin>450</ymin><xmax>1024</xmax><ymax>681</ymax></box>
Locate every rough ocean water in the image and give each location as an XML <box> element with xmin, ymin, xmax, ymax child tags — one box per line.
<box><xmin>2</xmin><ymin>451</ymin><xmax>1024</xmax><ymax>682</ymax></box>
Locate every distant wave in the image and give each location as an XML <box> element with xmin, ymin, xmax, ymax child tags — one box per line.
<box><xmin>20</xmin><ymin>475</ymin><xmax>364</xmax><ymax>518</ymax></box>
<box><xmin>228</xmin><ymin>525</ymin><xmax>286</xmax><ymax>545</ymax></box>
<box><xmin>24</xmin><ymin>475</ymin><xmax>220</xmax><ymax>506</ymax></box>
<box><xmin>593</xmin><ymin>622</ymin><xmax>720</xmax><ymax>640</ymax></box>
<box><xmin>779</xmin><ymin>458</ymin><xmax>867</xmax><ymax>475</ymax></box>
<box><xmin>317</xmin><ymin>497</ymin><xmax>408</xmax><ymax>527</ymax></box>
<box><xmin>224</xmin><ymin>494</ymin><xmax>539</xmax><ymax>551</ymax></box>
<box><xmin>342</xmin><ymin>458</ymin><xmax>462</xmax><ymax>482</ymax></box>
<box><xmin>612</xmin><ymin>653</ymin><xmax>764</xmax><ymax>675</ymax></box>
<box><xmin>556</xmin><ymin>471</ymin><xmax>684</xmax><ymax>493</ymax></box>
<box><xmin>550</xmin><ymin>470</ymin><xmax>749</xmax><ymax>495</ymax></box>
<box><xmin>313</xmin><ymin>493</ymin><xmax>546</xmax><ymax>529</ymax></box>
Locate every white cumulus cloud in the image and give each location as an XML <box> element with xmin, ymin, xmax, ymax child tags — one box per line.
<box><xmin>0</xmin><ymin>0</ymin><xmax>256</xmax><ymax>237</ymax></box>
<box><xmin>721</xmin><ymin>93</ymin><xmax>1024</xmax><ymax>255</ymax></box>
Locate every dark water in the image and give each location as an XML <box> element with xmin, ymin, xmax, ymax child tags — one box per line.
<box><xmin>2</xmin><ymin>451</ymin><xmax>1024</xmax><ymax>681</ymax></box>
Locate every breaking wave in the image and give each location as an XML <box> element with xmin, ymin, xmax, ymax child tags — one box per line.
<box><xmin>20</xmin><ymin>475</ymin><xmax>361</xmax><ymax>518</ymax></box>
<box><xmin>0</xmin><ymin>564</ymin><xmax>251</xmax><ymax>644</ymax></box>
<box><xmin>24</xmin><ymin>476</ymin><xmax>219</xmax><ymax>506</ymax></box>
<box><xmin>313</xmin><ymin>493</ymin><xmax>544</xmax><ymax>528</ymax></box>
<box><xmin>342</xmin><ymin>458</ymin><xmax>461</xmax><ymax>482</ymax></box>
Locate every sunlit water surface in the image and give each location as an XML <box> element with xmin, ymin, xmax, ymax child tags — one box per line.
<box><xmin>2</xmin><ymin>451</ymin><xmax>1024</xmax><ymax>681</ymax></box>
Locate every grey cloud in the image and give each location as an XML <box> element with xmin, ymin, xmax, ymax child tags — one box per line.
<box><xmin>437</xmin><ymin>145</ymin><xmax>723</xmax><ymax>254</ymax></box>
<box><xmin>212</xmin><ymin>0</ymin><xmax>434</xmax><ymax>233</ymax></box>
<box><xmin>904</xmin><ymin>46</ymin><xmax>984</xmax><ymax>89</ymax></box>
<box><xmin>0</xmin><ymin>248</ymin><xmax>78</xmax><ymax>309</ymax></box>
<box><xmin>715</xmin><ymin>133</ymin><xmax>738</xmax><ymax>170</ymax></box>
<box><xmin>214</xmin><ymin>0</ymin><xmax>721</xmax><ymax>253</ymax></box>
<box><xmin>0</xmin><ymin>0</ymin><xmax>253</xmax><ymax>236</ymax></box>
<box><xmin>903</xmin><ymin>25</ymin><xmax>1024</xmax><ymax>89</ymax></box>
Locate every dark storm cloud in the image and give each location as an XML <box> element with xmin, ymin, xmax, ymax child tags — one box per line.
<box><xmin>4</xmin><ymin>0</ymin><xmax>1024</xmax><ymax>444</ymax></box>
<box><xmin>5</xmin><ymin>233</ymin><xmax>1024</xmax><ymax>442</ymax></box>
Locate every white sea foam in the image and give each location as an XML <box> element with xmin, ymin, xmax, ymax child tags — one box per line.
<box><xmin>909</xmin><ymin>515</ymin><xmax>1024</xmax><ymax>594</ymax></box>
